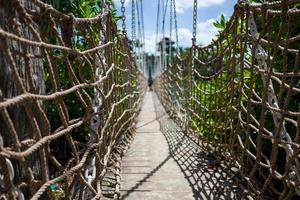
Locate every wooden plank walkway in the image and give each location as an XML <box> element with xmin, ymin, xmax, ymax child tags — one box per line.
<box><xmin>120</xmin><ymin>92</ymin><xmax>252</xmax><ymax>200</ymax></box>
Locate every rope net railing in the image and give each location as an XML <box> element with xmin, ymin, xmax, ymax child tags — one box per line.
<box><xmin>0</xmin><ymin>0</ymin><xmax>146</xmax><ymax>199</ymax></box>
<box><xmin>155</xmin><ymin>0</ymin><xmax>300</xmax><ymax>199</ymax></box>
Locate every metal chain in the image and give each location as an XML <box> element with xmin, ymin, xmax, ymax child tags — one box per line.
<box><xmin>80</xmin><ymin>2</ymin><xmax>108</xmax><ymax>199</ymax></box>
<box><xmin>135</xmin><ymin>0</ymin><xmax>141</xmax><ymax>72</ymax></box>
<box><xmin>161</xmin><ymin>0</ymin><xmax>168</xmax><ymax>71</ymax></box>
<box><xmin>0</xmin><ymin>135</ymin><xmax>25</xmax><ymax>200</ymax></box>
<box><xmin>132</xmin><ymin>0</ymin><xmax>136</xmax><ymax>48</ymax></box>
<box><xmin>192</xmin><ymin>0</ymin><xmax>197</xmax><ymax>46</ymax></box>
<box><xmin>140</xmin><ymin>0</ymin><xmax>146</xmax><ymax>75</ymax></box>
<box><xmin>187</xmin><ymin>0</ymin><xmax>197</xmax><ymax>130</ymax></box>
<box><xmin>121</xmin><ymin>0</ymin><xmax>127</xmax><ymax>36</ymax></box>
<box><xmin>102</xmin><ymin>0</ymin><xmax>109</xmax><ymax>12</ymax></box>
<box><xmin>155</xmin><ymin>0</ymin><xmax>161</xmax><ymax>75</ymax></box>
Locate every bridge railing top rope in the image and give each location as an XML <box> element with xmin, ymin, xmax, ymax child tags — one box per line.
<box><xmin>0</xmin><ymin>0</ymin><xmax>146</xmax><ymax>199</ymax></box>
<box><xmin>155</xmin><ymin>0</ymin><xmax>300</xmax><ymax>199</ymax></box>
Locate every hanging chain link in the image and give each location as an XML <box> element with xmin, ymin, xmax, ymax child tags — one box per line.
<box><xmin>192</xmin><ymin>0</ymin><xmax>197</xmax><ymax>46</ymax></box>
<box><xmin>121</xmin><ymin>0</ymin><xmax>127</xmax><ymax>36</ymax></box>
<box><xmin>187</xmin><ymin>0</ymin><xmax>197</xmax><ymax>130</ymax></box>
<box><xmin>80</xmin><ymin>2</ymin><xmax>108</xmax><ymax>199</ymax></box>
<box><xmin>0</xmin><ymin>135</ymin><xmax>25</xmax><ymax>200</ymax></box>
<box><xmin>131</xmin><ymin>0</ymin><xmax>136</xmax><ymax>46</ymax></box>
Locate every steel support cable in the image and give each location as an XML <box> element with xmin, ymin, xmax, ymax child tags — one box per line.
<box><xmin>161</xmin><ymin>0</ymin><xmax>169</xmax><ymax>33</ymax></box>
<box><xmin>139</xmin><ymin>0</ymin><xmax>146</xmax><ymax>74</ymax></box>
<box><xmin>135</xmin><ymin>0</ymin><xmax>142</xmax><ymax>72</ymax></box>
<box><xmin>140</xmin><ymin>0</ymin><xmax>145</xmax><ymax>44</ymax></box>
<box><xmin>173</xmin><ymin>0</ymin><xmax>179</xmax><ymax>55</ymax></box>
<box><xmin>169</xmin><ymin>0</ymin><xmax>173</xmax><ymax>64</ymax></box>
<box><xmin>161</xmin><ymin>0</ymin><xmax>169</xmax><ymax>71</ymax></box>
<box><xmin>172</xmin><ymin>0</ymin><xmax>182</xmax><ymax>115</ymax></box>
<box><xmin>159</xmin><ymin>0</ymin><xmax>172</xmax><ymax>118</ymax></box>
<box><xmin>139</xmin><ymin>0</ymin><xmax>146</xmax><ymax>75</ymax></box>
<box><xmin>139</xmin><ymin>0</ymin><xmax>145</xmax><ymax>52</ymax></box>
<box><xmin>168</xmin><ymin>0</ymin><xmax>178</xmax><ymax>110</ymax></box>
<box><xmin>161</xmin><ymin>0</ymin><xmax>165</xmax><ymax>72</ymax></box>
<box><xmin>131</xmin><ymin>0</ymin><xmax>136</xmax><ymax>51</ymax></box>
<box><xmin>155</xmin><ymin>0</ymin><xmax>161</xmax><ymax>74</ymax></box>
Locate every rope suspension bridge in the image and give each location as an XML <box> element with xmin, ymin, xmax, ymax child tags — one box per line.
<box><xmin>0</xmin><ymin>0</ymin><xmax>299</xmax><ymax>199</ymax></box>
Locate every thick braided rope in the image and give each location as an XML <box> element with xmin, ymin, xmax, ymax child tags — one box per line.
<box><xmin>0</xmin><ymin>0</ymin><xmax>146</xmax><ymax>199</ymax></box>
<box><xmin>155</xmin><ymin>0</ymin><xmax>300</xmax><ymax>199</ymax></box>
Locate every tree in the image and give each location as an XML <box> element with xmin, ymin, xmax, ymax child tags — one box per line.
<box><xmin>0</xmin><ymin>0</ymin><xmax>46</xmax><ymax>198</ymax></box>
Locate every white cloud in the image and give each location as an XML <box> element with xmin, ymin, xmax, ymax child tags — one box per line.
<box><xmin>144</xmin><ymin>34</ymin><xmax>157</xmax><ymax>53</ymax></box>
<box><xmin>115</xmin><ymin>0</ymin><xmax>226</xmax><ymax>13</ymax></box>
<box><xmin>174</xmin><ymin>19</ymin><xmax>218</xmax><ymax>47</ymax></box>
<box><xmin>177</xmin><ymin>28</ymin><xmax>193</xmax><ymax>46</ymax></box>
<box><xmin>144</xmin><ymin>28</ymin><xmax>192</xmax><ymax>53</ymax></box>
<box><xmin>144</xmin><ymin>18</ymin><xmax>218</xmax><ymax>53</ymax></box>
<box><xmin>176</xmin><ymin>0</ymin><xmax>226</xmax><ymax>13</ymax></box>
<box><xmin>196</xmin><ymin>19</ymin><xmax>218</xmax><ymax>46</ymax></box>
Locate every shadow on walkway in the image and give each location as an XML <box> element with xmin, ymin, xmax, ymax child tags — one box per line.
<box><xmin>120</xmin><ymin>151</ymin><xmax>172</xmax><ymax>199</ymax></box>
<box><xmin>153</xmin><ymin>93</ymin><xmax>251</xmax><ymax>200</ymax></box>
<box><xmin>120</xmin><ymin>92</ymin><xmax>252</xmax><ymax>200</ymax></box>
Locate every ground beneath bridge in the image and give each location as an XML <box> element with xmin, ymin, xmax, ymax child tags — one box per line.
<box><xmin>120</xmin><ymin>92</ymin><xmax>252</xmax><ymax>200</ymax></box>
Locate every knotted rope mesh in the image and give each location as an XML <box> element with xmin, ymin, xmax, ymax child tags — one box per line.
<box><xmin>0</xmin><ymin>0</ymin><xmax>146</xmax><ymax>199</ymax></box>
<box><xmin>155</xmin><ymin>0</ymin><xmax>300</xmax><ymax>199</ymax></box>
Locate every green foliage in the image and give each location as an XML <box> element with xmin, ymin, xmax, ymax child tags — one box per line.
<box><xmin>46</xmin><ymin>0</ymin><xmax>73</xmax><ymax>13</ymax></box>
<box><xmin>71</xmin><ymin>0</ymin><xmax>102</xmax><ymax>17</ymax></box>
<box><xmin>184</xmin><ymin>1</ymin><xmax>300</xmax><ymax>194</ymax></box>
<box><xmin>42</xmin><ymin>0</ymin><xmax>117</xmax><ymax>170</ymax></box>
<box><xmin>45</xmin><ymin>0</ymin><xmax>117</xmax><ymax>20</ymax></box>
<box><xmin>213</xmin><ymin>14</ymin><xmax>226</xmax><ymax>31</ymax></box>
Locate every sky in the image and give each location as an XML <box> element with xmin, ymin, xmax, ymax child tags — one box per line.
<box><xmin>114</xmin><ymin>0</ymin><xmax>236</xmax><ymax>53</ymax></box>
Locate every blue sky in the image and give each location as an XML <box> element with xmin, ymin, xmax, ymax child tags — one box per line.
<box><xmin>114</xmin><ymin>0</ymin><xmax>236</xmax><ymax>52</ymax></box>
